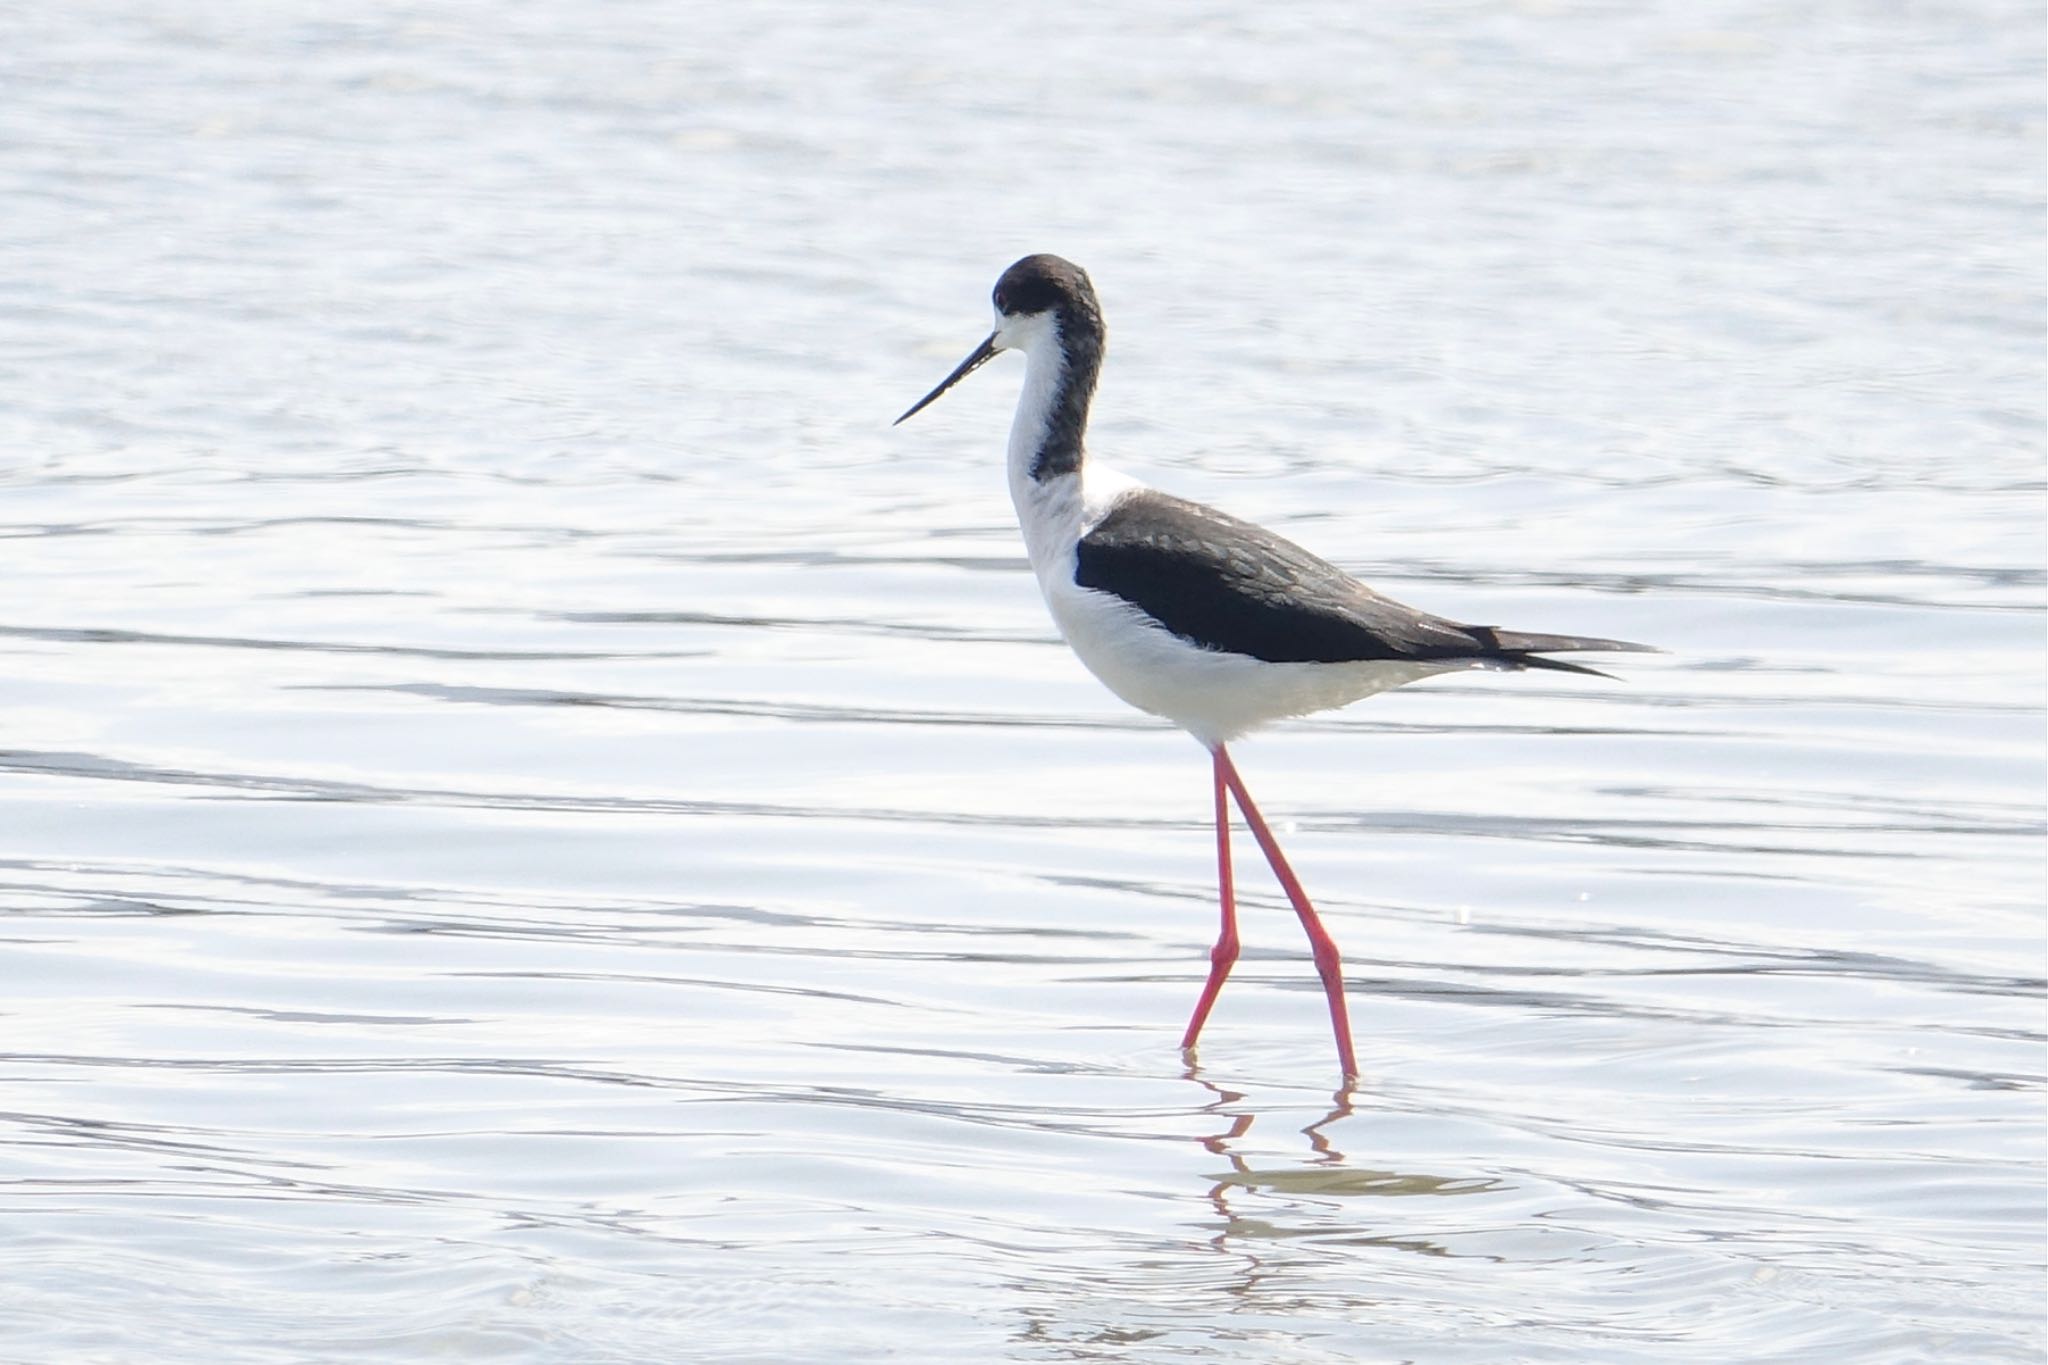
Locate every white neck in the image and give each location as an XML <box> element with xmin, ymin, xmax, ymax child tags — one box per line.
<box><xmin>1006</xmin><ymin>341</ymin><xmax>1084</xmax><ymax>577</ymax></box>
<box><xmin>1006</xmin><ymin>341</ymin><xmax>1071</xmax><ymax>485</ymax></box>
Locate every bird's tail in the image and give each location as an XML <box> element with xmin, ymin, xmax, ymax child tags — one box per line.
<box><xmin>1469</xmin><ymin>628</ymin><xmax>1660</xmax><ymax>681</ymax></box>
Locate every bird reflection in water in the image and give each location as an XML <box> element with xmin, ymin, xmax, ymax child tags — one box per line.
<box><xmin>1185</xmin><ymin>1069</ymin><xmax>1505</xmax><ymax>1260</ymax></box>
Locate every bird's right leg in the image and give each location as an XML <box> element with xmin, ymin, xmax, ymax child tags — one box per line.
<box><xmin>1181</xmin><ymin>744</ymin><xmax>1240</xmax><ymax>1053</ymax></box>
<box><xmin>1214</xmin><ymin>744</ymin><xmax>1359</xmax><ymax>1080</ymax></box>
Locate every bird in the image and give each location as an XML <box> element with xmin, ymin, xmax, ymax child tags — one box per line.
<box><xmin>895</xmin><ymin>253</ymin><xmax>1653</xmax><ymax>1079</ymax></box>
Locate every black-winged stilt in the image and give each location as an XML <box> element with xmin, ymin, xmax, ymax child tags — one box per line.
<box><xmin>897</xmin><ymin>253</ymin><xmax>1652</xmax><ymax>1079</ymax></box>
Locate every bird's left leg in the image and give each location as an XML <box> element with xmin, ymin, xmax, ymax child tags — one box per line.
<box><xmin>1213</xmin><ymin>745</ymin><xmax>1359</xmax><ymax>1079</ymax></box>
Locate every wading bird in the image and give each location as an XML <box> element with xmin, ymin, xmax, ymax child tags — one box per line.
<box><xmin>897</xmin><ymin>254</ymin><xmax>1651</xmax><ymax>1078</ymax></box>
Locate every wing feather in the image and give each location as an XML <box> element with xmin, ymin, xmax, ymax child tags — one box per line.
<box><xmin>1073</xmin><ymin>491</ymin><xmax>1652</xmax><ymax>668</ymax></box>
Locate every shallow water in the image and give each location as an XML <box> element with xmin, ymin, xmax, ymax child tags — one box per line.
<box><xmin>3</xmin><ymin>2</ymin><xmax>2043</xmax><ymax>1361</ymax></box>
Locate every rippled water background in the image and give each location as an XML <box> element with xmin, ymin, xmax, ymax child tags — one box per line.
<box><xmin>4</xmin><ymin>3</ymin><xmax>2043</xmax><ymax>1361</ymax></box>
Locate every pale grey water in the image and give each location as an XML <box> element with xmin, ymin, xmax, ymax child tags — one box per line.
<box><xmin>2</xmin><ymin>2</ymin><xmax>2043</xmax><ymax>1362</ymax></box>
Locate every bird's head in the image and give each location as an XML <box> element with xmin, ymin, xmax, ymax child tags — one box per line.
<box><xmin>896</xmin><ymin>254</ymin><xmax>1101</xmax><ymax>425</ymax></box>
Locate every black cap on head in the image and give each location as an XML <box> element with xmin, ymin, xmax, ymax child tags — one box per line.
<box><xmin>993</xmin><ymin>254</ymin><xmax>1098</xmax><ymax>322</ymax></box>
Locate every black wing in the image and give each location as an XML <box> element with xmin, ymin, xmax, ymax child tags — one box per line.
<box><xmin>1073</xmin><ymin>490</ymin><xmax>1652</xmax><ymax>673</ymax></box>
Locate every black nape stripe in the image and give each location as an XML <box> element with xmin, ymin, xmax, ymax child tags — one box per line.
<box><xmin>1030</xmin><ymin>323</ymin><xmax>1100</xmax><ymax>482</ymax></box>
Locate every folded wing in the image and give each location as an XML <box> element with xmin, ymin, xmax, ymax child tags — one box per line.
<box><xmin>1074</xmin><ymin>490</ymin><xmax>1652</xmax><ymax>675</ymax></box>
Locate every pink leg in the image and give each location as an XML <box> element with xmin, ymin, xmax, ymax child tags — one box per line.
<box><xmin>1181</xmin><ymin>747</ymin><xmax>1240</xmax><ymax>1052</ymax></box>
<box><xmin>1213</xmin><ymin>744</ymin><xmax>1359</xmax><ymax>1080</ymax></box>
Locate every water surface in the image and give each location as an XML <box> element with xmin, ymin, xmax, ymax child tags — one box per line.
<box><xmin>2</xmin><ymin>2</ymin><xmax>2043</xmax><ymax>1361</ymax></box>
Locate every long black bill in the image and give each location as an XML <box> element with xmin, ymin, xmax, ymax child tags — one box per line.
<box><xmin>894</xmin><ymin>332</ymin><xmax>1000</xmax><ymax>425</ymax></box>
